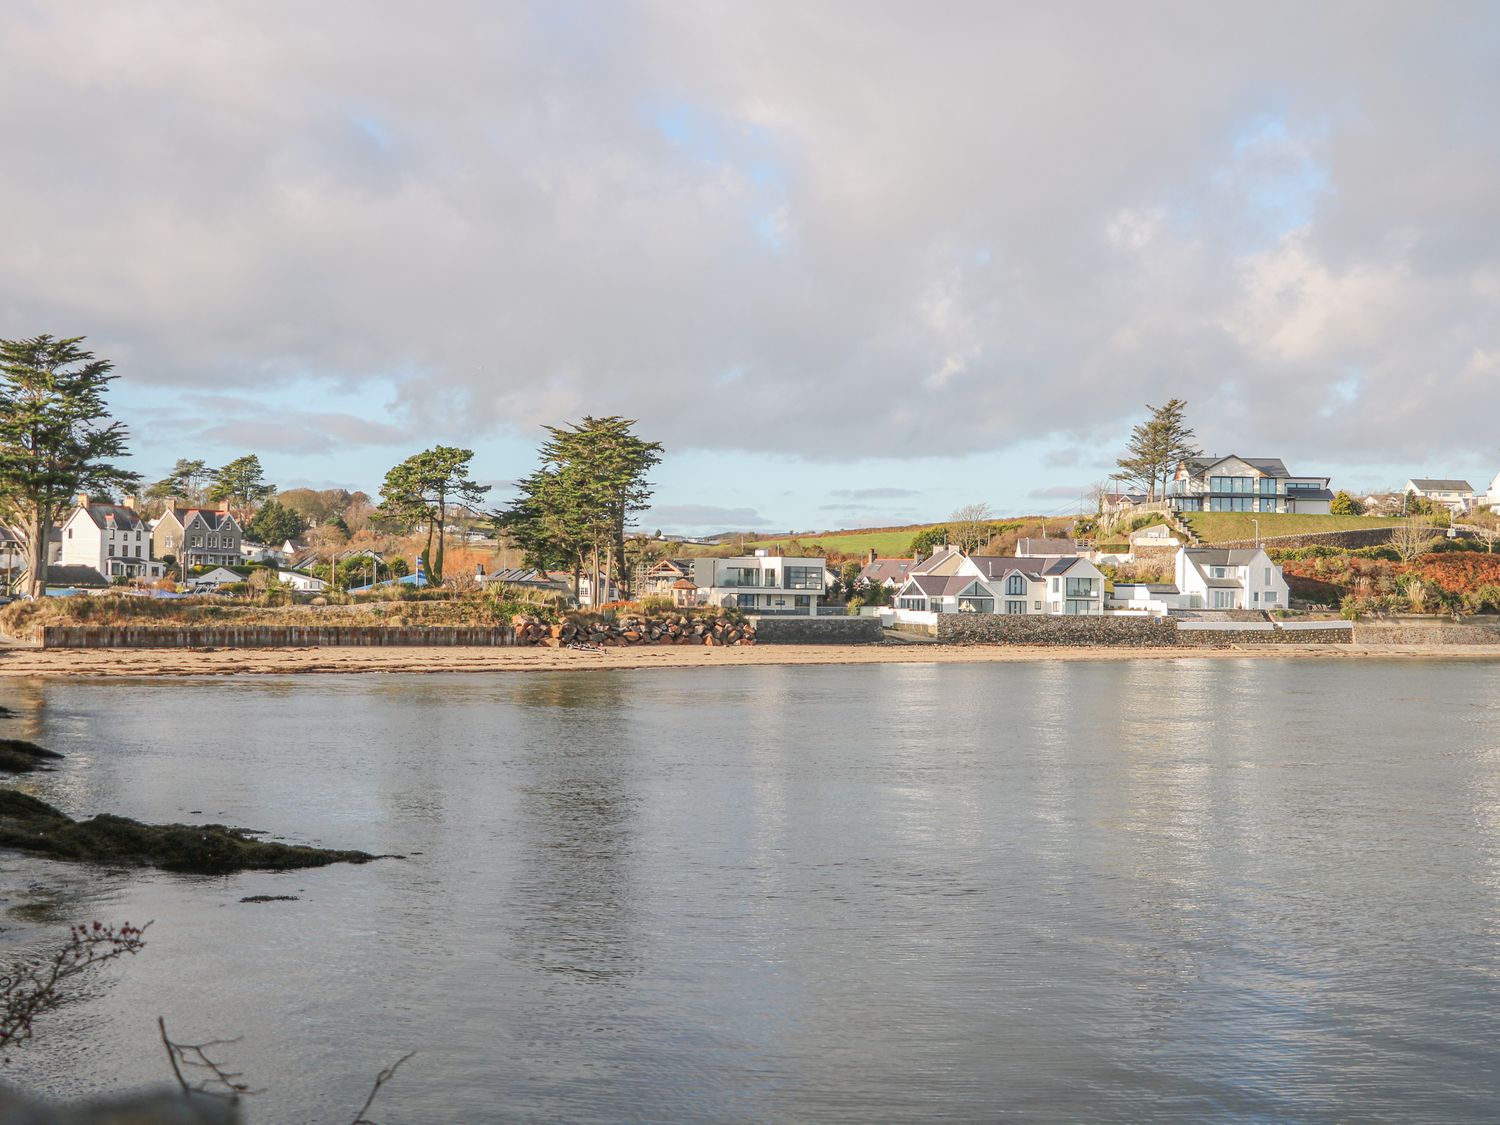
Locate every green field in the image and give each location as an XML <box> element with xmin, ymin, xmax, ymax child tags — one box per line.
<box><xmin>739</xmin><ymin>525</ymin><xmax>939</xmax><ymax>558</ymax></box>
<box><xmin>1181</xmin><ymin>512</ymin><xmax>1405</xmax><ymax>543</ymax></box>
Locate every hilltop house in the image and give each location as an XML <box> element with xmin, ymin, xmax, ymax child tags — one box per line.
<box><xmin>1174</xmin><ymin>547</ymin><xmax>1289</xmax><ymax>610</ymax></box>
<box><xmin>152</xmin><ymin>505</ymin><xmax>244</xmax><ymax>570</ymax></box>
<box><xmin>1404</xmin><ymin>479</ymin><xmax>1477</xmax><ymax>512</ymax></box>
<box><xmin>1167</xmin><ymin>456</ymin><xmax>1333</xmax><ymax>514</ymax></box>
<box><xmin>689</xmin><ymin>553</ymin><xmax>828</xmax><ymax>615</ymax></box>
<box><xmin>58</xmin><ymin>495</ymin><xmax>161</xmax><ymax>580</ymax></box>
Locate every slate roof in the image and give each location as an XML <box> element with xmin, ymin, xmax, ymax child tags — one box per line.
<box><xmin>1184</xmin><ymin>548</ymin><xmax>1264</xmax><ymax>566</ymax></box>
<box><xmin>164</xmin><ymin>507</ymin><xmax>239</xmax><ymax>532</ymax></box>
<box><xmin>77</xmin><ymin>502</ymin><xmax>146</xmax><ymax>532</ymax></box>
<box><xmin>1409</xmin><ymin>479</ymin><xmax>1474</xmax><ymax>492</ymax></box>
<box><xmin>1182</xmin><ymin>455</ymin><xmax>1290</xmax><ymax>478</ymax></box>
<box><xmin>43</xmin><ymin>565</ymin><xmax>109</xmax><ymax>588</ymax></box>
<box><xmin>858</xmin><ymin>557</ymin><xmax>917</xmax><ymax>584</ymax></box>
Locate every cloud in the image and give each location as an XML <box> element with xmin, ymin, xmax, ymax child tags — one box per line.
<box><xmin>828</xmin><ymin>487</ymin><xmax>923</xmax><ymax>500</ymax></box>
<box><xmin>1029</xmin><ymin>485</ymin><xmax>1084</xmax><ymax>500</ymax></box>
<box><xmin>137</xmin><ymin>394</ymin><xmax>409</xmax><ymax>457</ymax></box>
<box><xmin>640</xmin><ymin>504</ymin><xmax>770</xmax><ymax>530</ymax></box>
<box><xmin>0</xmin><ymin>3</ymin><xmax>1497</xmax><ymax>470</ymax></box>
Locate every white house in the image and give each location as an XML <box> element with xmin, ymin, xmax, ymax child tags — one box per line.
<box><xmin>689</xmin><ymin>553</ymin><xmax>828</xmax><ymax>615</ymax></box>
<box><xmin>1167</xmin><ymin>456</ymin><xmax>1333</xmax><ymax>514</ymax></box>
<box><xmin>58</xmin><ymin>494</ymin><xmax>161</xmax><ymax>580</ymax></box>
<box><xmin>1174</xmin><ymin>548</ymin><xmax>1289</xmax><ymax>610</ymax></box>
<box><xmin>1487</xmin><ymin>470</ymin><xmax>1500</xmax><ymax>509</ymax></box>
<box><xmin>1404</xmin><ymin>479</ymin><xmax>1477</xmax><ymax>512</ymax></box>
<box><xmin>892</xmin><ymin>551</ymin><xmax>1105</xmax><ymax>618</ymax></box>
<box><xmin>1107</xmin><ymin>582</ymin><xmax>1182</xmax><ymax>615</ymax></box>
<box><xmin>189</xmin><ymin>566</ymin><xmax>252</xmax><ymax>591</ymax></box>
<box><xmin>277</xmin><ymin>569</ymin><xmax>328</xmax><ymax>593</ymax></box>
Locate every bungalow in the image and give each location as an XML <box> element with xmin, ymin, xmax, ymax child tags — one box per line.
<box><xmin>1167</xmin><ymin>456</ymin><xmax>1333</xmax><ymax>514</ymax></box>
<box><xmin>1174</xmin><ymin>547</ymin><xmax>1289</xmax><ymax>610</ymax></box>
<box><xmin>1404</xmin><ymin>479</ymin><xmax>1477</xmax><ymax>512</ymax></box>
<box><xmin>277</xmin><ymin>570</ymin><xmax>328</xmax><ymax>593</ymax></box>
<box><xmin>189</xmin><ymin>566</ymin><xmax>252</xmax><ymax>591</ymax></box>
<box><xmin>689</xmin><ymin>553</ymin><xmax>827</xmax><ymax>615</ymax></box>
<box><xmin>39</xmin><ymin>564</ymin><xmax>111</xmax><ymax>594</ymax></box>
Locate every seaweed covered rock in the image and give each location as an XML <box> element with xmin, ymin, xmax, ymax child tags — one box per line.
<box><xmin>0</xmin><ymin>789</ymin><xmax>380</xmax><ymax>874</ymax></box>
<box><xmin>0</xmin><ymin>738</ymin><xmax>64</xmax><ymax>774</ymax></box>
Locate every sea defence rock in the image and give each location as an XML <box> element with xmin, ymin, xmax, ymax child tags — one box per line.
<box><xmin>510</xmin><ymin>613</ymin><xmax>758</xmax><ymax>647</ymax></box>
<box><xmin>0</xmin><ymin>789</ymin><xmax>381</xmax><ymax>874</ymax></box>
<box><xmin>934</xmin><ymin>614</ymin><xmax>1355</xmax><ymax>647</ymax></box>
<box><xmin>35</xmin><ymin>625</ymin><xmax>513</xmax><ymax>649</ymax></box>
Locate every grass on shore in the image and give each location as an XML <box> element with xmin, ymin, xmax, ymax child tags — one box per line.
<box><xmin>1181</xmin><ymin>512</ymin><xmax>1405</xmax><ymax>543</ymax></box>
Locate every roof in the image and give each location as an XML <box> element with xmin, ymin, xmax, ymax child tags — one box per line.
<box><xmin>1288</xmin><ymin>488</ymin><xmax>1335</xmax><ymax>501</ymax></box>
<box><xmin>1184</xmin><ymin>548</ymin><xmax>1265</xmax><ymax>566</ymax></box>
<box><xmin>858</xmin><ymin>557</ymin><xmax>916</xmax><ymax>584</ymax></box>
<box><xmin>1015</xmin><ymin>538</ymin><xmax>1078</xmax><ymax>557</ymax></box>
<box><xmin>1114</xmin><ymin>582</ymin><xmax>1179</xmax><ymax>593</ymax></box>
<box><xmin>1408</xmin><ymin>479</ymin><xmax>1474</xmax><ymax>492</ymax></box>
<box><xmin>163</xmin><ymin>507</ymin><xmax>239</xmax><ymax>532</ymax></box>
<box><xmin>75</xmin><ymin>502</ymin><xmax>146</xmax><ymax>532</ymax></box>
<box><xmin>43</xmin><ymin>565</ymin><xmax>109</xmax><ymax>588</ymax></box>
<box><xmin>670</xmin><ymin>577</ymin><xmax>698</xmax><ymax>590</ymax></box>
<box><xmin>967</xmin><ymin>556</ymin><xmax>1046</xmax><ymax>581</ymax></box>
<box><xmin>1182</xmin><ymin>455</ymin><xmax>1290</xmax><ymax>479</ymax></box>
<box><xmin>910</xmin><ymin>547</ymin><xmax>964</xmax><ymax>575</ymax></box>
<box><xmin>901</xmin><ymin>574</ymin><xmax>987</xmax><ymax>598</ymax></box>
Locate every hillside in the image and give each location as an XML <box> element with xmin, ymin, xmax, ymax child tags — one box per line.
<box><xmin>1181</xmin><ymin>512</ymin><xmax>1406</xmax><ymax>544</ymax></box>
<box><xmin>740</xmin><ymin>524</ymin><xmax>941</xmax><ymax>558</ymax></box>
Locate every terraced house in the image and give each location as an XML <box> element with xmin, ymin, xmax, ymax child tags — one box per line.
<box><xmin>151</xmin><ymin>505</ymin><xmax>244</xmax><ymax>570</ymax></box>
<box><xmin>1166</xmin><ymin>456</ymin><xmax>1333</xmax><ymax>514</ymax></box>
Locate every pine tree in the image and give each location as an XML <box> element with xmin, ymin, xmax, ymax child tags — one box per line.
<box><xmin>1116</xmin><ymin>399</ymin><xmax>1199</xmax><ymax>500</ymax></box>
<box><xmin>207</xmin><ymin>454</ymin><xmax>275</xmax><ymax>516</ymax></box>
<box><xmin>377</xmin><ymin>447</ymin><xmax>490</xmax><ymax>584</ymax></box>
<box><xmin>0</xmin><ymin>336</ymin><xmax>138</xmax><ymax>597</ymax></box>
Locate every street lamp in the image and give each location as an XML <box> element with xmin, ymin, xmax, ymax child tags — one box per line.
<box><xmin>1252</xmin><ymin>518</ymin><xmax>1260</xmax><ymax>548</ymax></box>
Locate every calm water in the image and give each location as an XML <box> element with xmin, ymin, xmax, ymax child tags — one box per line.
<box><xmin>3</xmin><ymin>660</ymin><xmax>1500</xmax><ymax>1122</ymax></box>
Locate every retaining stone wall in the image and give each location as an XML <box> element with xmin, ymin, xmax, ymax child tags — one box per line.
<box><xmin>37</xmin><ymin>625</ymin><xmax>516</xmax><ymax>649</ymax></box>
<box><xmin>750</xmin><ymin>616</ymin><xmax>884</xmax><ymax>644</ymax></box>
<box><xmin>1215</xmin><ymin>526</ymin><xmax>1399</xmax><ymax>550</ymax></box>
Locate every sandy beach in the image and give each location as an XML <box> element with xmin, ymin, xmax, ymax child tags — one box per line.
<box><xmin>2</xmin><ymin>641</ymin><xmax>1498</xmax><ymax>677</ymax></box>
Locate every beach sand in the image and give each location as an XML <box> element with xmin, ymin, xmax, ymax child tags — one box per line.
<box><xmin>2</xmin><ymin>640</ymin><xmax>1498</xmax><ymax>677</ymax></box>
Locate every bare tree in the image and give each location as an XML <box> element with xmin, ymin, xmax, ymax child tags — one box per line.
<box><xmin>949</xmin><ymin>502</ymin><xmax>994</xmax><ymax>553</ymax></box>
<box><xmin>1390</xmin><ymin>516</ymin><xmax>1435</xmax><ymax>565</ymax></box>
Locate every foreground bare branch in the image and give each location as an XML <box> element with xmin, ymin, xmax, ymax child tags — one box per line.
<box><xmin>159</xmin><ymin>1016</ymin><xmax>258</xmax><ymax>1100</ymax></box>
<box><xmin>350</xmin><ymin>1051</ymin><xmax>416</xmax><ymax>1124</ymax></box>
<box><xmin>0</xmin><ymin>920</ymin><xmax>150</xmax><ymax>1054</ymax></box>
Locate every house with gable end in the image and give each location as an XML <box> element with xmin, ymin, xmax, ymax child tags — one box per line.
<box><xmin>151</xmin><ymin>505</ymin><xmax>245</xmax><ymax>570</ymax></box>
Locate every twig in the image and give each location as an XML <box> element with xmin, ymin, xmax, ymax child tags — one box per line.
<box><xmin>158</xmin><ymin>1016</ymin><xmax>258</xmax><ymax>1099</ymax></box>
<box><xmin>0</xmin><ymin>921</ymin><xmax>150</xmax><ymax>1054</ymax></box>
<box><xmin>350</xmin><ymin>1051</ymin><xmax>416</xmax><ymax>1124</ymax></box>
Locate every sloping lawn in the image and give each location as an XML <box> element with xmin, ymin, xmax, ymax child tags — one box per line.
<box><xmin>742</xmin><ymin>525</ymin><xmax>943</xmax><ymax>558</ymax></box>
<box><xmin>1182</xmin><ymin>512</ymin><xmax>1405</xmax><ymax>543</ymax></box>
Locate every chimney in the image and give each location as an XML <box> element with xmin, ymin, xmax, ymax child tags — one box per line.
<box><xmin>75</xmin><ymin>492</ymin><xmax>89</xmax><ymax>508</ymax></box>
<box><xmin>217</xmin><ymin>501</ymin><xmax>230</xmax><ymax>514</ymax></box>
<box><xmin>866</xmin><ymin>547</ymin><xmax>876</xmax><ymax>565</ymax></box>
<box><xmin>122</xmin><ymin>496</ymin><xmax>137</xmax><ymax>511</ymax></box>
<box><xmin>475</xmin><ymin>562</ymin><xmax>485</xmax><ymax>576</ymax></box>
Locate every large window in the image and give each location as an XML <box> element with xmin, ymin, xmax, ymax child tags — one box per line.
<box><xmin>1210</xmin><ymin>496</ymin><xmax>1254</xmax><ymax>511</ymax></box>
<box><xmin>725</xmin><ymin>567</ymin><xmax>759</xmax><ymax>587</ymax></box>
<box><xmin>1212</xmin><ymin>589</ymin><xmax>1236</xmax><ymax>609</ymax></box>
<box><xmin>1064</xmin><ymin>577</ymin><xmax>1095</xmax><ymax>598</ymax></box>
<box><xmin>1005</xmin><ymin>600</ymin><xmax>1028</xmax><ymax>614</ymax></box>
<box><xmin>957</xmin><ymin>596</ymin><xmax>994</xmax><ymax>614</ymax></box>
<box><xmin>1259</xmin><ymin>477</ymin><xmax>1278</xmax><ymax>495</ymax></box>
<box><xmin>1064</xmin><ymin>600</ymin><xmax>1097</xmax><ymax>615</ymax></box>
<box><xmin>1210</xmin><ymin>475</ymin><xmax>1255</xmax><ymax>494</ymax></box>
<box><xmin>1006</xmin><ymin>574</ymin><xmax>1026</xmax><ymax>595</ymax></box>
<box><xmin>898</xmin><ymin>597</ymin><xmax>927</xmax><ymax>611</ymax></box>
<box><xmin>784</xmin><ymin>566</ymin><xmax>822</xmax><ymax>590</ymax></box>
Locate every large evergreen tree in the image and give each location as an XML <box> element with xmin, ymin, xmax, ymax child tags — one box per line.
<box><xmin>207</xmin><ymin>454</ymin><xmax>275</xmax><ymax>516</ymax></box>
<box><xmin>145</xmin><ymin>457</ymin><xmax>210</xmax><ymax>509</ymax></box>
<box><xmin>1116</xmin><ymin>399</ymin><xmax>1199</xmax><ymax>501</ymax></box>
<box><xmin>244</xmin><ymin>497</ymin><xmax>309</xmax><ymax>544</ymax></box>
<box><xmin>377</xmin><ymin>446</ymin><xmax>489</xmax><ymax>584</ymax></box>
<box><xmin>0</xmin><ymin>335</ymin><xmax>139</xmax><ymax>597</ymax></box>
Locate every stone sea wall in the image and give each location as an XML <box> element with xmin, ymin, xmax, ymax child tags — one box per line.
<box><xmin>751</xmin><ymin>616</ymin><xmax>885</xmax><ymax>644</ymax></box>
<box><xmin>1352</xmin><ymin>618</ymin><xmax>1500</xmax><ymax>645</ymax></box>
<box><xmin>1215</xmin><ymin>526</ymin><xmax>1399</xmax><ymax>550</ymax></box>
<box><xmin>936</xmin><ymin>615</ymin><xmax>1179</xmax><ymax>647</ymax></box>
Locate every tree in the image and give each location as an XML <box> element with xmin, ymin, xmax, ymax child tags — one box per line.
<box><xmin>144</xmin><ymin>458</ymin><xmax>209</xmax><ymax>509</ymax></box>
<box><xmin>1390</xmin><ymin>515</ymin><xmax>1436</xmax><ymax>565</ymax></box>
<box><xmin>207</xmin><ymin>454</ymin><xmax>274</xmax><ymax>516</ymax></box>
<box><xmin>1116</xmin><ymin>399</ymin><xmax>1200</xmax><ymax>501</ymax></box>
<box><xmin>0</xmin><ymin>335</ymin><xmax>139</xmax><ymax>597</ymax></box>
<box><xmin>1330</xmin><ymin>490</ymin><xmax>1364</xmax><ymax>516</ymax></box>
<box><xmin>498</xmin><ymin>417</ymin><xmax>662</xmax><ymax>601</ymax></box>
<box><xmin>949</xmin><ymin>502</ymin><xmax>995</xmax><ymax>553</ymax></box>
<box><xmin>244</xmin><ymin>498</ymin><xmax>309</xmax><ymax>544</ymax></box>
<box><xmin>378</xmin><ymin>446</ymin><xmax>489</xmax><ymax>584</ymax></box>
<box><xmin>908</xmin><ymin>525</ymin><xmax>950</xmax><ymax>557</ymax></box>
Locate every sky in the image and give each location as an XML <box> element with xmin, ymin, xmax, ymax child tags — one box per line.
<box><xmin>2</xmin><ymin>1</ymin><xmax>1499</xmax><ymax>535</ymax></box>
